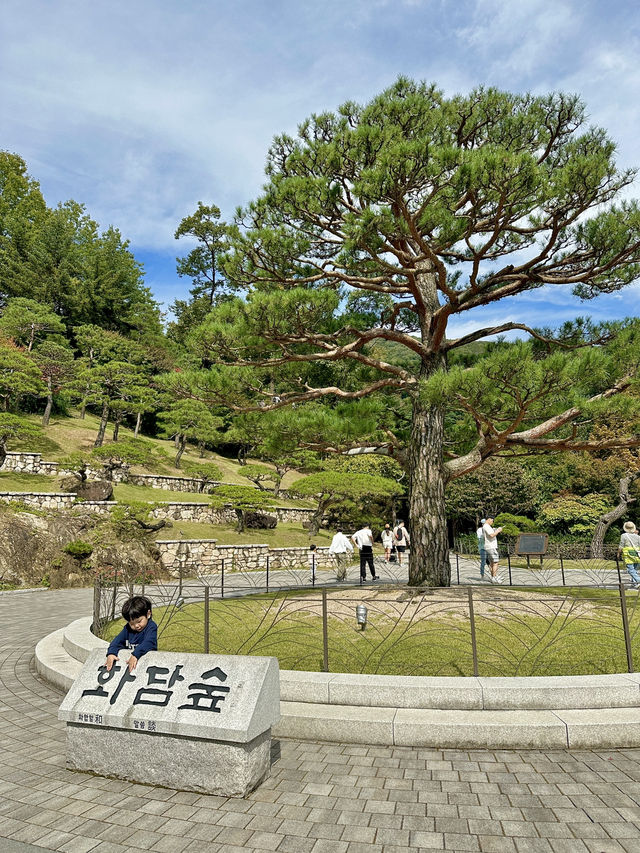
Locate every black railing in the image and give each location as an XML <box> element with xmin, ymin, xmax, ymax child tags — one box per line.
<box><xmin>93</xmin><ymin>552</ymin><xmax>640</xmax><ymax>678</ymax></box>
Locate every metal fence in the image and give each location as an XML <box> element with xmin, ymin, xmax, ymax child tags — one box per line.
<box><xmin>93</xmin><ymin>551</ymin><xmax>640</xmax><ymax>678</ymax></box>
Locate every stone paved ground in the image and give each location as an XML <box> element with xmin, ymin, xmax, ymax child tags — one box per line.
<box><xmin>3</xmin><ymin>590</ymin><xmax>640</xmax><ymax>852</ymax></box>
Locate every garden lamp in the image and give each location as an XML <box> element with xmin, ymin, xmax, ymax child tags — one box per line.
<box><xmin>356</xmin><ymin>604</ymin><xmax>368</xmax><ymax>630</ymax></box>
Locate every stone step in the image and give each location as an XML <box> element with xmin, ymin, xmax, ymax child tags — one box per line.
<box><xmin>276</xmin><ymin>702</ymin><xmax>640</xmax><ymax>749</ymax></box>
<box><xmin>35</xmin><ymin>627</ymin><xmax>82</xmax><ymax>692</ymax></box>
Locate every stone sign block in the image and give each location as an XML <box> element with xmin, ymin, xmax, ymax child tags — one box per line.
<box><xmin>59</xmin><ymin>649</ymin><xmax>280</xmax><ymax>796</ymax></box>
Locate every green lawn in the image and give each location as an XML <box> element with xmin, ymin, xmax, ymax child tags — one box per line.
<box><xmin>102</xmin><ymin>586</ymin><xmax>640</xmax><ymax>677</ymax></box>
<box><xmin>9</xmin><ymin>410</ymin><xmax>297</xmax><ymax>485</ymax></box>
<box><xmin>0</xmin><ymin>472</ymin><xmax>63</xmax><ymax>492</ymax></box>
<box><xmin>113</xmin><ymin>482</ymin><xmax>311</xmax><ymax>509</ymax></box>
<box><xmin>153</xmin><ymin>520</ymin><xmax>331</xmax><ymax>547</ymax></box>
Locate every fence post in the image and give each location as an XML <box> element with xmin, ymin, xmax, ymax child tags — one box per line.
<box><xmin>312</xmin><ymin>553</ymin><xmax>316</xmax><ymax>588</ymax></box>
<box><xmin>110</xmin><ymin>567</ymin><xmax>117</xmax><ymax>622</ymax></box>
<box><xmin>204</xmin><ymin>586</ymin><xmax>210</xmax><ymax>654</ymax></box>
<box><xmin>221</xmin><ymin>558</ymin><xmax>225</xmax><ymax>599</ymax></box>
<box><xmin>92</xmin><ymin>580</ymin><xmax>101</xmax><ymax>634</ymax></box>
<box><xmin>468</xmin><ymin>586</ymin><xmax>479</xmax><ymax>677</ymax></box>
<box><xmin>616</xmin><ymin>554</ymin><xmax>623</xmax><ymax>586</ymax></box>
<box><xmin>266</xmin><ymin>555</ymin><xmax>270</xmax><ymax>592</ymax></box>
<box><xmin>507</xmin><ymin>553</ymin><xmax>512</xmax><ymax>586</ymax></box>
<box><xmin>321</xmin><ymin>588</ymin><xmax>329</xmax><ymax>672</ymax></box>
<box><xmin>560</xmin><ymin>556</ymin><xmax>566</xmax><ymax>586</ymax></box>
<box><xmin>456</xmin><ymin>553</ymin><xmax>460</xmax><ymax>585</ymax></box>
<box><xmin>619</xmin><ymin>582</ymin><xmax>634</xmax><ymax>673</ymax></box>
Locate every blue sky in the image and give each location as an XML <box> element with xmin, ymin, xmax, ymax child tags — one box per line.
<box><xmin>2</xmin><ymin>0</ymin><xmax>640</xmax><ymax>336</ymax></box>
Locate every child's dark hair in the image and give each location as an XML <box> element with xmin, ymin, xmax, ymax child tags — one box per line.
<box><xmin>122</xmin><ymin>595</ymin><xmax>152</xmax><ymax>622</ymax></box>
<box><xmin>310</xmin><ymin>543</ymin><xmax>317</xmax><ymax>551</ymax></box>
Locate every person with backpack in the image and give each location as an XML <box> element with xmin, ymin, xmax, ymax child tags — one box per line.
<box><xmin>619</xmin><ymin>521</ymin><xmax>640</xmax><ymax>589</ymax></box>
<box><xmin>393</xmin><ymin>521</ymin><xmax>410</xmax><ymax>565</ymax></box>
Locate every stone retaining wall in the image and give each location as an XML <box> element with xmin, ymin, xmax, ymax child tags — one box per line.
<box><xmin>149</xmin><ymin>503</ymin><xmax>314</xmax><ymax>525</ymax></box>
<box><xmin>0</xmin><ymin>489</ymin><xmax>313</xmax><ymax>526</ymax></box>
<box><xmin>128</xmin><ymin>473</ymin><xmax>220</xmax><ymax>492</ymax></box>
<box><xmin>156</xmin><ymin>539</ymin><xmax>334</xmax><ymax>574</ymax></box>
<box><xmin>0</xmin><ymin>491</ymin><xmax>76</xmax><ymax>510</ymax></box>
<box><xmin>2</xmin><ymin>452</ymin><xmax>60</xmax><ymax>476</ymax></box>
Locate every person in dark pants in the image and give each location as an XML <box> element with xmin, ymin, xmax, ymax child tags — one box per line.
<box><xmin>352</xmin><ymin>523</ymin><xmax>378</xmax><ymax>582</ymax></box>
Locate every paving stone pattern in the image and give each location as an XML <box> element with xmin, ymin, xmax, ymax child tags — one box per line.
<box><xmin>3</xmin><ymin>590</ymin><xmax>640</xmax><ymax>852</ymax></box>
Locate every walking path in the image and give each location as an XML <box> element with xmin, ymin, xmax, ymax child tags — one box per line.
<box><xmin>192</xmin><ymin>554</ymin><xmax>626</xmax><ymax>598</ymax></box>
<box><xmin>3</xmin><ymin>588</ymin><xmax>640</xmax><ymax>852</ymax></box>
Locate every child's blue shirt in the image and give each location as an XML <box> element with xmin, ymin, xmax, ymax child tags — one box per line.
<box><xmin>106</xmin><ymin>619</ymin><xmax>158</xmax><ymax>660</ymax></box>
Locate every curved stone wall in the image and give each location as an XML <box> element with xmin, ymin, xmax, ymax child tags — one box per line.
<box><xmin>36</xmin><ymin>614</ymin><xmax>640</xmax><ymax>749</ymax></box>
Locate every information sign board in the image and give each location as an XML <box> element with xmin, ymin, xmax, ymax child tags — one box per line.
<box><xmin>515</xmin><ymin>533</ymin><xmax>549</xmax><ymax>556</ymax></box>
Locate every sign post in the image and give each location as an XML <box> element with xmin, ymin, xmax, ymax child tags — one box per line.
<box><xmin>514</xmin><ymin>533</ymin><xmax>549</xmax><ymax>568</ymax></box>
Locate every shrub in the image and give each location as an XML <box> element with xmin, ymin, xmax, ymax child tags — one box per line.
<box><xmin>92</xmin><ymin>439</ymin><xmax>168</xmax><ymax>470</ymax></box>
<box><xmin>494</xmin><ymin>513</ymin><xmax>538</xmax><ymax>541</ymax></box>
<box><xmin>63</xmin><ymin>540</ymin><xmax>94</xmax><ymax>560</ymax></box>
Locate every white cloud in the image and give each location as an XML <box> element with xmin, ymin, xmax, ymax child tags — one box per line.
<box><xmin>2</xmin><ymin>0</ymin><xmax>640</xmax><ymax>316</ymax></box>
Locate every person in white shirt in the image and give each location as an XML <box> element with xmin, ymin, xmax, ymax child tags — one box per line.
<box><xmin>393</xmin><ymin>521</ymin><xmax>410</xmax><ymax>565</ymax></box>
<box><xmin>477</xmin><ymin>519</ymin><xmax>486</xmax><ymax>578</ymax></box>
<box><xmin>328</xmin><ymin>528</ymin><xmax>353</xmax><ymax>581</ymax></box>
<box><xmin>352</xmin><ymin>523</ymin><xmax>378</xmax><ymax>582</ymax></box>
<box><xmin>381</xmin><ymin>523</ymin><xmax>395</xmax><ymax>562</ymax></box>
<box><xmin>483</xmin><ymin>516</ymin><xmax>503</xmax><ymax>583</ymax></box>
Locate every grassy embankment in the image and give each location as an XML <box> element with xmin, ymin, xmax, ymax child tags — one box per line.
<box><xmin>102</xmin><ymin>585</ymin><xmax>640</xmax><ymax>677</ymax></box>
<box><xmin>3</xmin><ymin>411</ymin><xmax>318</xmax><ymax>547</ymax></box>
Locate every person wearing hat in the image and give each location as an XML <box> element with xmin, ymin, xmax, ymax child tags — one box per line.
<box><xmin>476</xmin><ymin>518</ymin><xmax>487</xmax><ymax>579</ymax></box>
<box><xmin>619</xmin><ymin>521</ymin><xmax>640</xmax><ymax>588</ymax></box>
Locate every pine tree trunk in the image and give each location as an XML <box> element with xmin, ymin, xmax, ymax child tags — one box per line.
<box><xmin>590</xmin><ymin>472</ymin><xmax>639</xmax><ymax>558</ymax></box>
<box><xmin>273</xmin><ymin>475</ymin><xmax>282</xmax><ymax>499</ymax></box>
<box><xmin>42</xmin><ymin>378</ymin><xmax>53</xmax><ymax>426</ymax></box>
<box><xmin>112</xmin><ymin>414</ymin><xmax>121</xmax><ymax>442</ymax></box>
<box><xmin>134</xmin><ymin>412</ymin><xmax>141</xmax><ymax>437</ymax></box>
<box><xmin>94</xmin><ymin>402</ymin><xmax>109</xmax><ymax>447</ymax></box>
<box><xmin>309</xmin><ymin>498</ymin><xmax>328</xmax><ymax>537</ymax></box>
<box><xmin>198</xmin><ymin>441</ymin><xmax>206</xmax><ymax>458</ymax></box>
<box><xmin>174</xmin><ymin>437</ymin><xmax>186</xmax><ymax>468</ymax></box>
<box><xmin>407</xmin><ymin>390</ymin><xmax>450</xmax><ymax>587</ymax></box>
